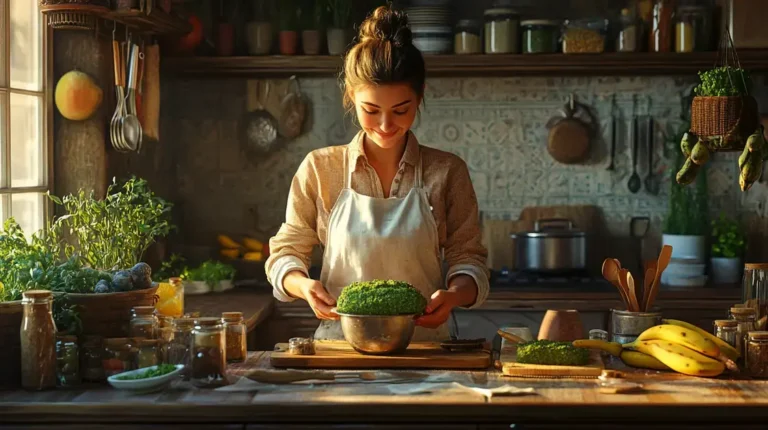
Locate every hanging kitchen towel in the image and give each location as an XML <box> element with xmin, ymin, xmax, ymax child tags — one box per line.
<box><xmin>141</xmin><ymin>42</ymin><xmax>161</xmax><ymax>141</ymax></box>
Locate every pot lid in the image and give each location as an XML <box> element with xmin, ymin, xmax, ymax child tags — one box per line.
<box><xmin>511</xmin><ymin>218</ymin><xmax>586</xmax><ymax>238</ymax></box>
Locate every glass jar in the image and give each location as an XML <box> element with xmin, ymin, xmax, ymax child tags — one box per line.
<box><xmin>675</xmin><ymin>5</ymin><xmax>711</xmax><ymax>53</ymax></box>
<box><xmin>156</xmin><ymin>277</ymin><xmax>185</xmax><ymax>318</ymax></box>
<box><xmin>130</xmin><ymin>306</ymin><xmax>158</xmax><ymax>339</ymax></box>
<box><xmin>102</xmin><ymin>338</ymin><xmax>135</xmax><ymax>377</ymax></box>
<box><xmin>649</xmin><ymin>0</ymin><xmax>674</xmax><ymax>52</ymax></box>
<box><xmin>168</xmin><ymin>318</ymin><xmax>194</xmax><ymax>379</ymax></box>
<box><xmin>20</xmin><ymin>290</ymin><xmax>57</xmax><ymax>391</ymax></box>
<box><xmin>713</xmin><ymin>319</ymin><xmax>738</xmax><ymax>348</ymax></box>
<box><xmin>742</xmin><ymin>263</ymin><xmax>768</xmax><ymax>330</ymax></box>
<box><xmin>137</xmin><ymin>339</ymin><xmax>160</xmax><ymax>368</ymax></box>
<box><xmin>589</xmin><ymin>329</ymin><xmax>610</xmax><ymax>359</ymax></box>
<box><xmin>484</xmin><ymin>8</ymin><xmax>519</xmax><ymax>54</ymax></box>
<box><xmin>157</xmin><ymin>316</ymin><xmax>175</xmax><ymax>364</ymax></box>
<box><xmin>521</xmin><ymin>20</ymin><xmax>560</xmax><ymax>54</ymax></box>
<box><xmin>562</xmin><ymin>18</ymin><xmax>608</xmax><ymax>54</ymax></box>
<box><xmin>746</xmin><ymin>331</ymin><xmax>768</xmax><ymax>378</ymax></box>
<box><xmin>191</xmin><ymin>317</ymin><xmax>228</xmax><ymax>387</ymax></box>
<box><xmin>731</xmin><ymin>306</ymin><xmax>757</xmax><ymax>358</ymax></box>
<box><xmin>80</xmin><ymin>336</ymin><xmax>104</xmax><ymax>382</ymax></box>
<box><xmin>222</xmin><ymin>312</ymin><xmax>247</xmax><ymax>363</ymax></box>
<box><xmin>56</xmin><ymin>334</ymin><xmax>80</xmax><ymax>387</ymax></box>
<box><xmin>616</xmin><ymin>8</ymin><xmax>639</xmax><ymax>52</ymax></box>
<box><xmin>454</xmin><ymin>19</ymin><xmax>483</xmax><ymax>55</ymax></box>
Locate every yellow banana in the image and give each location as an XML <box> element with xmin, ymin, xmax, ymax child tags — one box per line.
<box><xmin>220</xmin><ymin>248</ymin><xmax>240</xmax><ymax>259</ymax></box>
<box><xmin>243</xmin><ymin>251</ymin><xmax>263</xmax><ymax>262</ymax></box>
<box><xmin>217</xmin><ymin>234</ymin><xmax>242</xmax><ymax>249</ymax></box>
<box><xmin>629</xmin><ymin>339</ymin><xmax>724</xmax><ymax>377</ymax></box>
<box><xmin>243</xmin><ymin>237</ymin><xmax>264</xmax><ymax>252</ymax></box>
<box><xmin>572</xmin><ymin>339</ymin><xmax>622</xmax><ymax>357</ymax></box>
<box><xmin>636</xmin><ymin>324</ymin><xmax>720</xmax><ymax>358</ymax></box>
<box><xmin>662</xmin><ymin>319</ymin><xmax>740</xmax><ymax>361</ymax></box>
<box><xmin>620</xmin><ymin>350</ymin><xmax>670</xmax><ymax>371</ymax></box>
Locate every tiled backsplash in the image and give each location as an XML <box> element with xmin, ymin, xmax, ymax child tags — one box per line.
<box><xmin>161</xmin><ymin>75</ymin><xmax>768</xmax><ymax>259</ymax></box>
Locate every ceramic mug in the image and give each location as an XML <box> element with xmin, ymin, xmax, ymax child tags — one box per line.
<box><xmin>537</xmin><ymin>309</ymin><xmax>583</xmax><ymax>341</ymax></box>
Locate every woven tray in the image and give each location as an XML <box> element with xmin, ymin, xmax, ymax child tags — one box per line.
<box><xmin>500</xmin><ymin>347</ymin><xmax>604</xmax><ymax>379</ymax></box>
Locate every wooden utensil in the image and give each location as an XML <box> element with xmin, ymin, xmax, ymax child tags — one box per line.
<box><xmin>625</xmin><ymin>271</ymin><xmax>641</xmax><ymax>313</ymax></box>
<box><xmin>644</xmin><ymin>245</ymin><xmax>672</xmax><ymax>311</ymax></box>
<box><xmin>546</xmin><ymin>94</ymin><xmax>596</xmax><ymax>164</ymax></box>
<box><xmin>602</xmin><ymin>258</ymin><xmax>630</xmax><ymax>310</ymax></box>
<box><xmin>642</xmin><ymin>261</ymin><xmax>657</xmax><ymax>311</ymax></box>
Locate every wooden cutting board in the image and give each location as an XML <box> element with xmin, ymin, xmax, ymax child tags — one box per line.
<box><xmin>270</xmin><ymin>340</ymin><xmax>491</xmax><ymax>369</ymax></box>
<box><xmin>500</xmin><ymin>346</ymin><xmax>604</xmax><ymax>379</ymax></box>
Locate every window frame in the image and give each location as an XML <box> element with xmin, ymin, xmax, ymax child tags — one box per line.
<box><xmin>0</xmin><ymin>0</ymin><xmax>54</xmax><ymax>231</ymax></box>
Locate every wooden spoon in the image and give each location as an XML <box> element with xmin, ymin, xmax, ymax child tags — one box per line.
<box><xmin>625</xmin><ymin>270</ymin><xmax>641</xmax><ymax>313</ymax></box>
<box><xmin>642</xmin><ymin>261</ymin><xmax>657</xmax><ymax>312</ymax></box>
<box><xmin>644</xmin><ymin>245</ymin><xmax>672</xmax><ymax>311</ymax></box>
<box><xmin>619</xmin><ymin>268</ymin><xmax>639</xmax><ymax>312</ymax></box>
<box><xmin>602</xmin><ymin>258</ymin><xmax>630</xmax><ymax>310</ymax></box>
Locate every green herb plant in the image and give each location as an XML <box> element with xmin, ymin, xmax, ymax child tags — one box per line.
<box><xmin>181</xmin><ymin>260</ymin><xmax>236</xmax><ymax>288</ymax></box>
<box><xmin>327</xmin><ymin>0</ymin><xmax>351</xmax><ymax>29</ymax></box>
<box><xmin>0</xmin><ymin>218</ymin><xmax>60</xmax><ymax>302</ymax></box>
<box><xmin>336</xmin><ymin>280</ymin><xmax>427</xmax><ymax>315</ymax></box>
<box><xmin>154</xmin><ymin>253</ymin><xmax>187</xmax><ymax>282</ymax></box>
<box><xmin>115</xmin><ymin>363</ymin><xmax>178</xmax><ymax>380</ymax></box>
<box><xmin>515</xmin><ymin>340</ymin><xmax>590</xmax><ymax>366</ymax></box>
<box><xmin>710</xmin><ymin>213</ymin><xmax>746</xmax><ymax>259</ymax></box>
<box><xmin>694</xmin><ymin>66</ymin><xmax>752</xmax><ymax>97</ymax></box>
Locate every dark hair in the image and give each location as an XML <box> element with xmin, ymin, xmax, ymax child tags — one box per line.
<box><xmin>342</xmin><ymin>6</ymin><xmax>426</xmax><ymax>111</ymax></box>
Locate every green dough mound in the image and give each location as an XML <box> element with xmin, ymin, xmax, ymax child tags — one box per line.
<box><xmin>516</xmin><ymin>340</ymin><xmax>590</xmax><ymax>366</ymax></box>
<box><xmin>336</xmin><ymin>280</ymin><xmax>428</xmax><ymax>316</ymax></box>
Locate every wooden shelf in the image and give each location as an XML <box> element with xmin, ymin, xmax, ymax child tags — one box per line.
<box><xmin>106</xmin><ymin>8</ymin><xmax>191</xmax><ymax>35</ymax></box>
<box><xmin>163</xmin><ymin>50</ymin><xmax>768</xmax><ymax>77</ymax></box>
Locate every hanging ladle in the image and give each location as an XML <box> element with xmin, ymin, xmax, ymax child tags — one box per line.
<box><xmin>627</xmin><ymin>95</ymin><xmax>642</xmax><ymax>193</ymax></box>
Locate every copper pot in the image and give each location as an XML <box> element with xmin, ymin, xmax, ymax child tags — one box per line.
<box><xmin>537</xmin><ymin>309</ymin><xmax>583</xmax><ymax>341</ymax></box>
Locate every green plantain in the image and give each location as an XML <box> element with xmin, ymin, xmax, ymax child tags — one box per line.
<box><xmin>680</xmin><ymin>132</ymin><xmax>697</xmax><ymax>157</ymax></box>
<box><xmin>676</xmin><ymin>157</ymin><xmax>701</xmax><ymax>185</ymax></box>
<box><xmin>690</xmin><ymin>141</ymin><xmax>710</xmax><ymax>165</ymax></box>
<box><xmin>740</xmin><ymin>156</ymin><xmax>763</xmax><ymax>191</ymax></box>
<box><xmin>739</xmin><ymin>144</ymin><xmax>752</xmax><ymax>170</ymax></box>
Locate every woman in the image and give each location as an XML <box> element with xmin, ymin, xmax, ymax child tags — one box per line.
<box><xmin>265</xmin><ymin>6</ymin><xmax>489</xmax><ymax>341</ymax></box>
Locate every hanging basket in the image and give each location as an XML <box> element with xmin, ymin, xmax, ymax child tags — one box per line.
<box><xmin>690</xmin><ymin>95</ymin><xmax>759</xmax><ymax>150</ymax></box>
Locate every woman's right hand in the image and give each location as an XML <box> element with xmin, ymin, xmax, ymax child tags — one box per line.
<box><xmin>285</xmin><ymin>272</ymin><xmax>338</xmax><ymax>320</ymax></box>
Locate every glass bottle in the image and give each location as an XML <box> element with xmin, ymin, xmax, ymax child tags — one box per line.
<box><xmin>20</xmin><ymin>290</ymin><xmax>57</xmax><ymax>390</ymax></box>
<box><xmin>484</xmin><ymin>8</ymin><xmax>519</xmax><ymax>54</ymax></box>
<box><xmin>731</xmin><ymin>306</ymin><xmax>757</xmax><ymax>358</ymax></box>
<box><xmin>746</xmin><ymin>331</ymin><xmax>768</xmax><ymax>378</ymax></box>
<box><xmin>80</xmin><ymin>336</ymin><xmax>104</xmax><ymax>382</ymax></box>
<box><xmin>168</xmin><ymin>317</ymin><xmax>195</xmax><ymax>379</ymax></box>
<box><xmin>454</xmin><ymin>19</ymin><xmax>483</xmax><ymax>55</ymax></box>
<box><xmin>713</xmin><ymin>319</ymin><xmax>738</xmax><ymax>349</ymax></box>
<box><xmin>649</xmin><ymin>0</ymin><xmax>674</xmax><ymax>52</ymax></box>
<box><xmin>102</xmin><ymin>338</ymin><xmax>135</xmax><ymax>377</ymax></box>
<box><xmin>191</xmin><ymin>317</ymin><xmax>228</xmax><ymax>387</ymax></box>
<box><xmin>742</xmin><ymin>263</ymin><xmax>768</xmax><ymax>330</ymax></box>
<box><xmin>56</xmin><ymin>334</ymin><xmax>80</xmax><ymax>387</ymax></box>
<box><xmin>222</xmin><ymin>312</ymin><xmax>247</xmax><ymax>363</ymax></box>
<box><xmin>137</xmin><ymin>339</ymin><xmax>160</xmax><ymax>368</ymax></box>
<box><xmin>156</xmin><ymin>277</ymin><xmax>185</xmax><ymax>318</ymax></box>
<box><xmin>130</xmin><ymin>306</ymin><xmax>158</xmax><ymax>339</ymax></box>
<box><xmin>521</xmin><ymin>20</ymin><xmax>560</xmax><ymax>54</ymax></box>
<box><xmin>616</xmin><ymin>8</ymin><xmax>639</xmax><ymax>52</ymax></box>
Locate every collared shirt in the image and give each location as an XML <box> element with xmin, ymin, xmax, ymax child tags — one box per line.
<box><xmin>266</xmin><ymin>131</ymin><xmax>490</xmax><ymax>309</ymax></box>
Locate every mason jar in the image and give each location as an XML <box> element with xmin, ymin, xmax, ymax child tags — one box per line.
<box><xmin>484</xmin><ymin>8</ymin><xmax>519</xmax><ymax>54</ymax></box>
<box><xmin>190</xmin><ymin>317</ymin><xmax>228</xmax><ymax>387</ymax></box>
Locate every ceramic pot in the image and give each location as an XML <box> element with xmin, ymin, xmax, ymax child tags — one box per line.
<box><xmin>302</xmin><ymin>29</ymin><xmax>322</xmax><ymax>55</ymax></box>
<box><xmin>246</xmin><ymin>21</ymin><xmax>273</xmax><ymax>55</ymax></box>
<box><xmin>711</xmin><ymin>257</ymin><xmax>743</xmax><ymax>284</ymax></box>
<box><xmin>662</xmin><ymin>234</ymin><xmax>706</xmax><ymax>263</ymax></box>
<box><xmin>279</xmin><ymin>31</ymin><xmax>299</xmax><ymax>55</ymax></box>
<box><xmin>327</xmin><ymin>27</ymin><xmax>351</xmax><ymax>55</ymax></box>
<box><xmin>216</xmin><ymin>23</ymin><xmax>235</xmax><ymax>56</ymax></box>
<box><xmin>537</xmin><ymin>309</ymin><xmax>583</xmax><ymax>341</ymax></box>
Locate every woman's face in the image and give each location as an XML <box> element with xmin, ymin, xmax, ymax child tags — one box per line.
<box><xmin>352</xmin><ymin>83</ymin><xmax>420</xmax><ymax>150</ymax></box>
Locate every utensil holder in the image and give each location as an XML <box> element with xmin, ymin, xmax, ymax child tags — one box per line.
<box><xmin>610</xmin><ymin>309</ymin><xmax>661</xmax><ymax>344</ymax></box>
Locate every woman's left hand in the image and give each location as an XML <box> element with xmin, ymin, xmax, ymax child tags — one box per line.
<box><xmin>414</xmin><ymin>290</ymin><xmax>459</xmax><ymax>329</ymax></box>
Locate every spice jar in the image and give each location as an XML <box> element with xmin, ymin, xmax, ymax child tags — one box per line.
<box><xmin>156</xmin><ymin>277</ymin><xmax>185</xmax><ymax>318</ymax></box>
<box><xmin>191</xmin><ymin>317</ymin><xmax>228</xmax><ymax>387</ymax></box>
<box><xmin>484</xmin><ymin>8</ymin><xmax>519</xmax><ymax>54</ymax></box>
<box><xmin>616</xmin><ymin>8</ymin><xmax>639</xmax><ymax>52</ymax></box>
<box><xmin>56</xmin><ymin>334</ymin><xmax>80</xmax><ymax>387</ymax></box>
<box><xmin>102</xmin><ymin>338</ymin><xmax>135</xmax><ymax>377</ymax></box>
<box><xmin>521</xmin><ymin>20</ymin><xmax>560</xmax><ymax>54</ymax></box>
<box><xmin>289</xmin><ymin>337</ymin><xmax>316</xmax><ymax>355</ymax></box>
<box><xmin>20</xmin><ymin>290</ymin><xmax>57</xmax><ymax>390</ymax></box>
<box><xmin>168</xmin><ymin>318</ymin><xmax>194</xmax><ymax>378</ymax></box>
<box><xmin>649</xmin><ymin>0</ymin><xmax>674</xmax><ymax>52</ymax></box>
<box><xmin>80</xmin><ymin>336</ymin><xmax>104</xmax><ymax>382</ymax></box>
<box><xmin>157</xmin><ymin>316</ymin><xmax>174</xmax><ymax>363</ymax></box>
<box><xmin>714</xmin><ymin>319</ymin><xmax>738</xmax><ymax>349</ymax></box>
<box><xmin>589</xmin><ymin>329</ymin><xmax>610</xmax><ymax>358</ymax></box>
<box><xmin>137</xmin><ymin>339</ymin><xmax>160</xmax><ymax>368</ymax></box>
<box><xmin>742</xmin><ymin>263</ymin><xmax>768</xmax><ymax>329</ymax></box>
<box><xmin>746</xmin><ymin>331</ymin><xmax>768</xmax><ymax>378</ymax></box>
<box><xmin>222</xmin><ymin>312</ymin><xmax>247</xmax><ymax>363</ymax></box>
<box><xmin>675</xmin><ymin>5</ymin><xmax>711</xmax><ymax>53</ymax></box>
<box><xmin>562</xmin><ymin>18</ymin><xmax>608</xmax><ymax>54</ymax></box>
<box><xmin>731</xmin><ymin>306</ymin><xmax>757</xmax><ymax>358</ymax></box>
<box><xmin>130</xmin><ymin>306</ymin><xmax>158</xmax><ymax>339</ymax></box>
<box><xmin>454</xmin><ymin>19</ymin><xmax>483</xmax><ymax>55</ymax></box>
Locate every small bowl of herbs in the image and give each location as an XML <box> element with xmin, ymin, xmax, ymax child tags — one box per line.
<box><xmin>107</xmin><ymin>364</ymin><xmax>184</xmax><ymax>393</ymax></box>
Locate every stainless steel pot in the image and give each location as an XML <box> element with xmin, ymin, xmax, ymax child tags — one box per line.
<box><xmin>510</xmin><ymin>218</ymin><xmax>586</xmax><ymax>273</ymax></box>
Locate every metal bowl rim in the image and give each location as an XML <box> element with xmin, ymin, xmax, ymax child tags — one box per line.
<box><xmin>335</xmin><ymin>312</ymin><xmax>421</xmax><ymax>318</ymax></box>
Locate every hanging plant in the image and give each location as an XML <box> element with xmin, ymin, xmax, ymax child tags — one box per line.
<box><xmin>676</xmin><ymin>30</ymin><xmax>766</xmax><ymax>191</ymax></box>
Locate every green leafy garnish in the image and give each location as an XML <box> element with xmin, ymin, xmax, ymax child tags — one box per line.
<box><xmin>181</xmin><ymin>260</ymin><xmax>236</xmax><ymax>288</ymax></box>
<box><xmin>336</xmin><ymin>280</ymin><xmax>427</xmax><ymax>316</ymax></box>
<box><xmin>115</xmin><ymin>364</ymin><xmax>178</xmax><ymax>380</ymax></box>
<box><xmin>694</xmin><ymin>66</ymin><xmax>752</xmax><ymax>97</ymax></box>
<box><xmin>516</xmin><ymin>340</ymin><xmax>590</xmax><ymax>366</ymax></box>
<box><xmin>710</xmin><ymin>213</ymin><xmax>747</xmax><ymax>258</ymax></box>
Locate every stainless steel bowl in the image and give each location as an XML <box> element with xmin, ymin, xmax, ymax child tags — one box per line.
<box><xmin>336</xmin><ymin>313</ymin><xmax>417</xmax><ymax>355</ymax></box>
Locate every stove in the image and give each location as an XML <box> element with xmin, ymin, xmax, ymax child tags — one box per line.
<box><xmin>490</xmin><ymin>269</ymin><xmax>613</xmax><ymax>292</ymax></box>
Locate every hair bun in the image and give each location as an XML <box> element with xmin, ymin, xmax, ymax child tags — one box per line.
<box><xmin>358</xmin><ymin>6</ymin><xmax>412</xmax><ymax>47</ymax></box>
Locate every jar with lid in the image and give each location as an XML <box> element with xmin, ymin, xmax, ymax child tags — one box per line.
<box><xmin>562</xmin><ymin>18</ymin><xmax>608</xmax><ymax>54</ymax></box>
<box><xmin>56</xmin><ymin>334</ymin><xmax>80</xmax><ymax>387</ymax></box>
<box><xmin>746</xmin><ymin>331</ymin><xmax>768</xmax><ymax>378</ymax></box>
<box><xmin>20</xmin><ymin>290</ymin><xmax>57</xmax><ymax>391</ymax></box>
<box><xmin>742</xmin><ymin>263</ymin><xmax>768</xmax><ymax>329</ymax></box>
<box><xmin>454</xmin><ymin>19</ymin><xmax>482</xmax><ymax>55</ymax></box>
<box><xmin>649</xmin><ymin>0</ymin><xmax>674</xmax><ymax>52</ymax></box>
<box><xmin>589</xmin><ymin>329</ymin><xmax>610</xmax><ymax>358</ymax></box>
<box><xmin>713</xmin><ymin>319</ymin><xmax>738</xmax><ymax>349</ymax></box>
<box><xmin>484</xmin><ymin>8</ymin><xmax>519</xmax><ymax>54</ymax></box>
<box><xmin>521</xmin><ymin>20</ymin><xmax>560</xmax><ymax>54</ymax></box>
<box><xmin>157</xmin><ymin>316</ymin><xmax>175</xmax><ymax>363</ymax></box>
<box><xmin>130</xmin><ymin>306</ymin><xmax>158</xmax><ymax>339</ymax></box>
<box><xmin>102</xmin><ymin>338</ymin><xmax>136</xmax><ymax>377</ymax></box>
<box><xmin>137</xmin><ymin>339</ymin><xmax>160</xmax><ymax>368</ymax></box>
<box><xmin>616</xmin><ymin>8</ymin><xmax>639</xmax><ymax>52</ymax></box>
<box><xmin>675</xmin><ymin>5</ymin><xmax>712</xmax><ymax>53</ymax></box>
<box><xmin>191</xmin><ymin>317</ymin><xmax>228</xmax><ymax>387</ymax></box>
<box><xmin>731</xmin><ymin>306</ymin><xmax>757</xmax><ymax>358</ymax></box>
<box><xmin>222</xmin><ymin>312</ymin><xmax>247</xmax><ymax>363</ymax></box>
<box><xmin>167</xmin><ymin>318</ymin><xmax>194</xmax><ymax>378</ymax></box>
<box><xmin>80</xmin><ymin>336</ymin><xmax>104</xmax><ymax>382</ymax></box>
<box><xmin>156</xmin><ymin>277</ymin><xmax>185</xmax><ymax>318</ymax></box>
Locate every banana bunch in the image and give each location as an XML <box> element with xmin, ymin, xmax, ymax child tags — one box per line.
<box><xmin>573</xmin><ymin>319</ymin><xmax>740</xmax><ymax>378</ymax></box>
<box><xmin>675</xmin><ymin>132</ymin><xmax>707</xmax><ymax>186</ymax></box>
<box><xmin>217</xmin><ymin>234</ymin><xmax>266</xmax><ymax>261</ymax></box>
<box><xmin>738</xmin><ymin>127</ymin><xmax>766</xmax><ymax>191</ymax></box>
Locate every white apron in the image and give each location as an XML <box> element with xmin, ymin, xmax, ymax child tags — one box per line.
<box><xmin>315</xmin><ymin>134</ymin><xmax>451</xmax><ymax>341</ymax></box>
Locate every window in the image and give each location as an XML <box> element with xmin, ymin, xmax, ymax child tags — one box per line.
<box><xmin>1</xmin><ymin>0</ymin><xmax>49</xmax><ymax>238</ymax></box>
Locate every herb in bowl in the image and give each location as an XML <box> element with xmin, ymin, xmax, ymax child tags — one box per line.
<box><xmin>115</xmin><ymin>364</ymin><xmax>178</xmax><ymax>380</ymax></box>
<box><xmin>181</xmin><ymin>260</ymin><xmax>236</xmax><ymax>288</ymax></box>
<box><xmin>694</xmin><ymin>66</ymin><xmax>752</xmax><ymax>97</ymax></box>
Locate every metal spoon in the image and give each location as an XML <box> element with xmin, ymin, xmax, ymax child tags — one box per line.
<box><xmin>121</xmin><ymin>43</ymin><xmax>142</xmax><ymax>152</ymax></box>
<box><xmin>644</xmin><ymin>114</ymin><xmax>660</xmax><ymax>195</ymax></box>
<box><xmin>627</xmin><ymin>96</ymin><xmax>641</xmax><ymax>193</ymax></box>
<box><xmin>607</xmin><ymin>94</ymin><xmax>617</xmax><ymax>171</ymax></box>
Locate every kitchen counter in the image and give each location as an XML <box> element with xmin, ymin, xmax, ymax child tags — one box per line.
<box><xmin>2</xmin><ymin>352</ymin><xmax>767</xmax><ymax>428</ymax></box>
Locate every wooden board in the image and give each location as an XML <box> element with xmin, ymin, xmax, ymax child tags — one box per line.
<box><xmin>500</xmin><ymin>347</ymin><xmax>604</xmax><ymax>379</ymax></box>
<box><xmin>270</xmin><ymin>340</ymin><xmax>491</xmax><ymax>369</ymax></box>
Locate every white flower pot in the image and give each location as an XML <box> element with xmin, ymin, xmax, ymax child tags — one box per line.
<box><xmin>662</xmin><ymin>234</ymin><xmax>707</xmax><ymax>263</ymax></box>
<box><xmin>327</xmin><ymin>28</ymin><xmax>351</xmax><ymax>55</ymax></box>
<box><xmin>710</xmin><ymin>257</ymin><xmax>743</xmax><ymax>285</ymax></box>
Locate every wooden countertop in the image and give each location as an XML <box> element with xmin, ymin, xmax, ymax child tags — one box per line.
<box><xmin>184</xmin><ymin>288</ymin><xmax>274</xmax><ymax>332</ymax></box>
<box><xmin>2</xmin><ymin>352</ymin><xmax>767</xmax><ymax>426</ymax></box>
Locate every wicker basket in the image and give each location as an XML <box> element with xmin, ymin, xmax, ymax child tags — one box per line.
<box><xmin>0</xmin><ymin>301</ymin><xmax>23</xmax><ymax>388</ymax></box>
<box><xmin>59</xmin><ymin>286</ymin><xmax>159</xmax><ymax>339</ymax></box>
<box><xmin>690</xmin><ymin>95</ymin><xmax>759</xmax><ymax>150</ymax></box>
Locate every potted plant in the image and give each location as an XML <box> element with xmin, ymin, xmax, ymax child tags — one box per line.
<box><xmin>278</xmin><ymin>0</ymin><xmax>299</xmax><ymax>55</ymax></box>
<box><xmin>301</xmin><ymin>0</ymin><xmax>325</xmax><ymax>55</ymax></box>
<box><xmin>246</xmin><ymin>0</ymin><xmax>274</xmax><ymax>55</ymax></box>
<box><xmin>181</xmin><ymin>260</ymin><xmax>237</xmax><ymax>294</ymax></box>
<box><xmin>709</xmin><ymin>213</ymin><xmax>747</xmax><ymax>284</ymax></box>
<box><xmin>327</xmin><ymin>0</ymin><xmax>352</xmax><ymax>55</ymax></box>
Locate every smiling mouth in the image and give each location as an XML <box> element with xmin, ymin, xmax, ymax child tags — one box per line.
<box><xmin>375</xmin><ymin>130</ymin><xmax>398</xmax><ymax>139</ymax></box>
